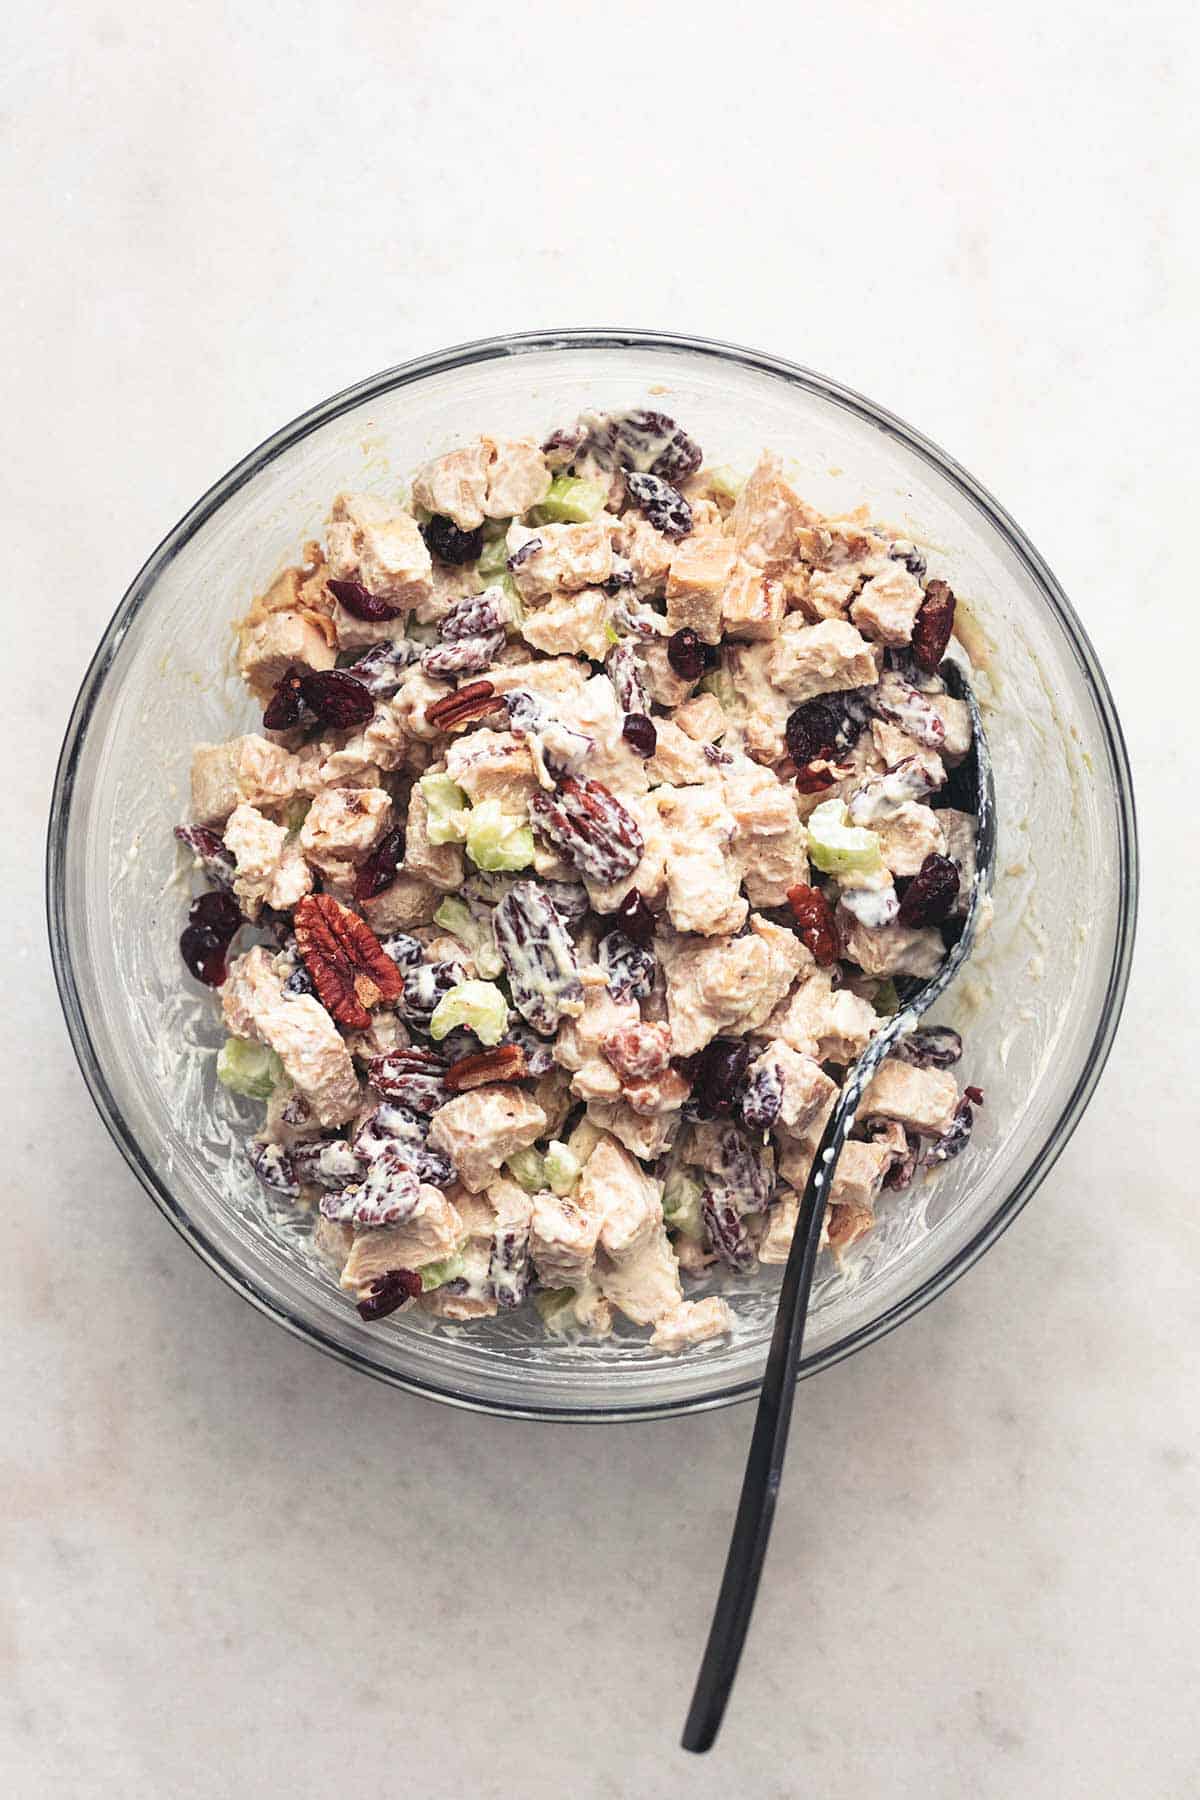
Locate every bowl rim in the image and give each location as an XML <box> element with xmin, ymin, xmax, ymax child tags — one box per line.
<box><xmin>46</xmin><ymin>327</ymin><xmax>1139</xmax><ymax>1422</ymax></box>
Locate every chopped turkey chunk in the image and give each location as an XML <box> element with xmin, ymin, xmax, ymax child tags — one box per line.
<box><xmin>655</xmin><ymin>783</ymin><xmax>746</xmax><ymax>936</ymax></box>
<box><xmin>326</xmin><ymin>492</ymin><xmax>432</xmax><ymax>608</ymax></box>
<box><xmin>507</xmin><ymin>519</ymin><xmax>613</xmax><ymax>597</ymax></box>
<box><xmin>520</xmin><ymin>585</ymin><xmax>613</xmax><ymax>659</ymax></box>
<box><xmin>858</xmin><ymin>1058</ymin><xmax>959</xmax><ymax>1135</ymax></box>
<box><xmin>529</xmin><ymin>1189</ymin><xmax>602</xmax><ymax>1290</ymax></box>
<box><xmin>650</xmin><ymin>1296</ymin><xmax>734</xmax><ymax>1353</ymax></box>
<box><xmin>223</xmin><ymin>947</ymin><xmax>360</xmax><ymax>1126</ymax></box>
<box><xmin>722</xmin><ymin>759</ymin><xmax>808</xmax><ymax>906</ymax></box>
<box><xmin>746</xmin><ymin>1042</ymin><xmax>837</xmax><ymax>1133</ymax></box>
<box><xmin>400</xmin><ymin>782</ymin><xmax>464</xmax><ymax>891</ymax></box>
<box><xmin>427</xmin><ymin>1086</ymin><xmax>547</xmax><ymax>1192</ymax></box>
<box><xmin>829</xmin><ymin>1140</ymin><xmax>892</xmax><ymax>1209</ymax></box>
<box><xmin>849</xmin><ymin>563</ymin><xmax>925</xmax><ymax>646</ymax></box>
<box><xmin>339</xmin><ymin>1187</ymin><xmax>465</xmax><ymax>1297</ymax></box>
<box><xmin>666</xmin><ymin>532</ymin><xmax>736</xmax><ymax>643</ymax></box>
<box><xmin>444</xmin><ymin>730</ymin><xmax>537</xmax><ymax>813</ymax></box>
<box><xmin>658</xmin><ymin>916</ymin><xmax>806</xmax><ymax>1055</ymax></box>
<box><xmin>673</xmin><ymin>692</ymin><xmax>727</xmax><ymax>742</ymax></box>
<box><xmin>768</xmin><ymin>617</ymin><xmax>882</xmax><ymax>704</ymax></box>
<box><xmin>729</xmin><ymin>451</ymin><xmax>820</xmax><ymax>566</ymax></box>
<box><xmin>483</xmin><ymin>437</ymin><xmax>552</xmax><ymax>517</ymax></box>
<box><xmin>875</xmin><ymin>802</ymin><xmax>947</xmax><ymax>878</ymax></box>
<box><xmin>721</xmin><ymin>561</ymin><xmax>786</xmax><ymax>641</ymax></box>
<box><xmin>555</xmin><ymin>967</ymin><xmax>640</xmax><ymax>1102</ymax></box>
<box><xmin>411</xmin><ymin>440</ymin><xmax>492</xmax><ymax>530</ymax></box>
<box><xmin>298</xmin><ymin>786</ymin><xmax>392</xmax><ymax>878</ymax></box>
<box><xmin>191</xmin><ymin>735</ymin><xmax>303</xmax><ymax>826</ymax></box>
<box><xmin>613</xmin><ymin>512</ymin><xmax>675</xmax><ymax>594</ymax></box>
<box><xmin>223</xmin><ymin>804</ymin><xmax>312</xmax><ymax>917</ymax></box>
<box><xmin>585</xmin><ymin>1099</ymin><xmax>681</xmax><ymax>1161</ymax></box>
<box><xmin>597</xmin><ymin>1219</ymin><xmax>682</xmax><ymax>1326</ymax></box>
<box><xmin>237</xmin><ymin>608</ymin><xmax>337</xmax><ymax>701</ymax></box>
<box><xmin>839</xmin><ymin>912</ymin><xmax>946</xmax><ymax>980</ymax></box>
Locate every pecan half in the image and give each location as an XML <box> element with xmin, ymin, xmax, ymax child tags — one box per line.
<box><xmin>444</xmin><ymin>1044</ymin><xmax>528</xmax><ymax>1091</ymax></box>
<box><xmin>786</xmin><ymin>883</ymin><xmax>839</xmax><ymax>966</ymax></box>
<box><xmin>294</xmin><ymin>893</ymin><xmax>403</xmax><ymax>1029</ymax></box>
<box><xmin>911</xmin><ymin>578</ymin><xmax>956</xmax><ymax>674</ymax></box>
<box><xmin>528</xmin><ymin>776</ymin><xmax>644</xmax><ymax>883</ymax></box>
<box><xmin>425</xmin><ymin>680</ymin><xmax>501</xmax><ymax>732</ymax></box>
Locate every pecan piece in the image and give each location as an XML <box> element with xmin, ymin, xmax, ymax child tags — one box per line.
<box><xmin>368</xmin><ymin>1049</ymin><xmax>453</xmax><ymax>1114</ymax></box>
<box><xmin>528</xmin><ymin>776</ymin><xmax>644</xmax><ymax>884</ymax></box>
<box><xmin>444</xmin><ymin>1044</ymin><xmax>528</xmax><ymax>1091</ymax></box>
<box><xmin>911</xmin><ymin>578</ymin><xmax>956</xmax><ymax>674</ymax></box>
<box><xmin>786</xmin><ymin>883</ymin><xmax>839</xmax><ymax>966</ymax></box>
<box><xmin>293</xmin><ymin>893</ymin><xmax>403</xmax><ymax>1030</ymax></box>
<box><xmin>425</xmin><ymin>679</ymin><xmax>501</xmax><ymax>732</ymax></box>
<box><xmin>493</xmin><ymin>880</ymin><xmax>583</xmax><ymax>1035</ymax></box>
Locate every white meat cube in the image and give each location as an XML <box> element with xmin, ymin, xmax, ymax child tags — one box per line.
<box><xmin>849</xmin><ymin>563</ymin><xmax>925</xmax><ymax>646</ymax></box>
<box><xmin>746</xmin><ymin>1041</ymin><xmax>837</xmax><ymax>1133</ymax></box>
<box><xmin>722</xmin><ymin>760</ymin><xmax>808</xmax><ymax>906</ymax></box>
<box><xmin>326</xmin><ymin>492</ymin><xmax>432</xmax><ymax>608</ymax></box>
<box><xmin>839</xmin><ymin>912</ymin><xmax>945</xmax><ymax>980</ymax></box>
<box><xmin>520</xmin><ymin>586</ymin><xmax>613</xmax><ymax>660</ymax></box>
<box><xmin>672</xmin><ymin>692</ymin><xmax>727</xmax><ymax>742</ymax></box>
<box><xmin>665</xmin><ymin>533</ymin><xmax>736</xmax><ymax>644</ymax></box>
<box><xmin>650</xmin><ymin>1297</ymin><xmax>734</xmax><ymax>1353</ymax></box>
<box><xmin>444</xmin><ymin>730</ymin><xmax>537</xmax><ymax>814</ymax></box>
<box><xmin>339</xmin><ymin>1188</ymin><xmax>465</xmax><ymax>1296</ymax></box>
<box><xmin>554</xmin><ymin>967</ymin><xmax>639</xmax><ymax>1102</ymax></box>
<box><xmin>411</xmin><ymin>441</ymin><xmax>493</xmax><ymax>530</ymax></box>
<box><xmin>658</xmin><ymin>916</ymin><xmax>808</xmax><ymax>1055</ymax></box>
<box><xmin>399</xmin><ymin>782</ymin><xmax>463</xmax><ymax>891</ymax></box>
<box><xmin>768</xmin><ymin>617</ymin><xmax>882</xmax><ymax>704</ymax></box>
<box><xmin>237</xmin><ymin>609</ymin><xmax>337</xmax><ymax>700</ymax></box>
<box><xmin>529</xmin><ymin>1190</ymin><xmax>602</xmax><ymax>1290</ymax></box>
<box><xmin>597</xmin><ymin>1220</ymin><xmax>682</xmax><ymax>1327</ymax></box>
<box><xmin>729</xmin><ymin>452</ymin><xmax>819</xmax><ymax>566</ymax></box>
<box><xmin>190</xmin><ymin>735</ymin><xmax>303</xmax><ymax>826</ymax></box>
<box><xmin>427</xmin><ymin>1086</ymin><xmax>547</xmax><ymax>1192</ymax></box>
<box><xmin>655</xmin><ymin>783</ymin><xmax>746</xmax><ymax>937</ymax></box>
<box><xmin>876</xmin><ymin>802</ymin><xmax>947</xmax><ymax>878</ymax></box>
<box><xmin>721</xmin><ymin>560</ymin><xmax>786</xmax><ymax>641</ymax></box>
<box><xmin>939</xmin><ymin>807</ymin><xmax>978</xmax><ymax>916</ymax></box>
<box><xmin>223</xmin><ymin>803</ymin><xmax>313</xmax><ymax>917</ymax></box>
<box><xmin>506</xmin><ymin>519</ymin><xmax>613</xmax><ymax>597</ymax></box>
<box><xmin>859</xmin><ymin>1058</ymin><xmax>958</xmax><ymax>1135</ymax></box>
<box><xmin>483</xmin><ymin>437</ymin><xmax>552</xmax><ymax>517</ymax></box>
<box><xmin>298</xmin><ymin>786</ymin><xmax>393</xmax><ymax>877</ymax></box>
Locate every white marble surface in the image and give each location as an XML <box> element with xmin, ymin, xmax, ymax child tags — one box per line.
<box><xmin>4</xmin><ymin>2</ymin><xmax>1198</xmax><ymax>1795</ymax></box>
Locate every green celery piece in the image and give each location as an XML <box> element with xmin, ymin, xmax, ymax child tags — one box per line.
<box><xmin>543</xmin><ymin>1140</ymin><xmax>581</xmax><ymax>1197</ymax></box>
<box><xmin>873</xmin><ymin>979</ymin><xmax>901</xmax><ymax>1017</ymax></box>
<box><xmin>419</xmin><ymin>1249</ymin><xmax>467</xmax><ymax>1293</ymax></box>
<box><xmin>466</xmin><ymin>799</ymin><xmax>534</xmax><ymax>872</ymax></box>
<box><xmin>429</xmin><ymin>979</ymin><xmax>509</xmax><ymax>1047</ymax></box>
<box><xmin>433</xmin><ymin>897</ymin><xmax>504</xmax><ymax>979</ymax></box>
<box><xmin>476</xmin><ymin>523</ymin><xmax>512</xmax><ymax>582</ymax></box>
<box><xmin>419</xmin><ymin>772</ymin><xmax>470</xmax><ymax>845</ymax></box>
<box><xmin>217</xmin><ymin>1037</ymin><xmax>283</xmax><ymax>1100</ymax></box>
<box><xmin>662</xmin><ymin>1167</ymin><xmax>705</xmax><ymax>1240</ymax></box>
<box><xmin>528</xmin><ymin>474</ymin><xmax>607</xmax><ymax>525</ymax></box>
<box><xmin>705</xmin><ymin>464</ymin><xmax>744</xmax><ymax>501</ymax></box>
<box><xmin>504</xmin><ymin>1148</ymin><xmax>547</xmax><ymax>1193</ymax></box>
<box><xmin>805</xmin><ymin>798</ymin><xmax>884</xmax><ymax>876</ymax></box>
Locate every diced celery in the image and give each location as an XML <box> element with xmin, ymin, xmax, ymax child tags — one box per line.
<box><xmin>805</xmin><ymin>799</ymin><xmax>884</xmax><ymax>876</ymax></box>
<box><xmin>543</xmin><ymin>1140</ymin><xmax>581</xmax><ymax>1196</ymax></box>
<box><xmin>504</xmin><ymin>1148</ymin><xmax>547</xmax><ymax>1193</ymax></box>
<box><xmin>283</xmin><ymin>795</ymin><xmax>311</xmax><ymax>836</ymax></box>
<box><xmin>565</xmin><ymin>1115</ymin><xmax>603</xmax><ymax>1167</ymax></box>
<box><xmin>662</xmin><ymin>1167</ymin><xmax>705</xmax><ymax>1240</ymax></box>
<box><xmin>705</xmin><ymin>464</ymin><xmax>744</xmax><ymax>501</ymax></box>
<box><xmin>419</xmin><ymin>771</ymin><xmax>470</xmax><ymax>845</ymax></box>
<box><xmin>873</xmin><ymin>978</ymin><xmax>901</xmax><ymax>1017</ymax></box>
<box><xmin>698</xmin><ymin>667</ymin><xmax>740</xmax><ymax>715</ymax></box>
<box><xmin>466</xmin><ymin>798</ymin><xmax>535</xmax><ymax>872</ymax></box>
<box><xmin>603</xmin><ymin>621</ymin><xmax>621</xmax><ymax>647</ymax></box>
<box><xmin>476</xmin><ymin>523</ymin><xmax>512</xmax><ymax>582</ymax></box>
<box><xmin>217</xmin><ymin>1036</ymin><xmax>283</xmax><ymax>1100</ymax></box>
<box><xmin>429</xmin><ymin>979</ymin><xmax>509</xmax><ymax>1047</ymax></box>
<box><xmin>419</xmin><ymin>1249</ymin><xmax>467</xmax><ymax>1293</ymax></box>
<box><xmin>433</xmin><ymin>896</ymin><xmax>504</xmax><ymax>978</ymax></box>
<box><xmin>529</xmin><ymin>474</ymin><xmax>607</xmax><ymax>525</ymax></box>
<box><xmin>534</xmin><ymin>1287</ymin><xmax>577</xmax><ymax>1327</ymax></box>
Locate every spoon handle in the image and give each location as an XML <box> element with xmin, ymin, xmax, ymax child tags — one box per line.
<box><xmin>680</xmin><ymin>1137</ymin><xmax>832</xmax><ymax>1753</ymax></box>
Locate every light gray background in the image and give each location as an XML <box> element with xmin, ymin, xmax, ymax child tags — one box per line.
<box><xmin>4</xmin><ymin>3</ymin><xmax>1198</xmax><ymax>1796</ymax></box>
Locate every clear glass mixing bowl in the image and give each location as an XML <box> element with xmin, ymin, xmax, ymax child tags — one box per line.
<box><xmin>46</xmin><ymin>330</ymin><xmax>1137</xmax><ymax>1420</ymax></box>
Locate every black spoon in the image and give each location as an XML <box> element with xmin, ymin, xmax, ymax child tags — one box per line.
<box><xmin>682</xmin><ymin>660</ymin><xmax>996</xmax><ymax>1753</ymax></box>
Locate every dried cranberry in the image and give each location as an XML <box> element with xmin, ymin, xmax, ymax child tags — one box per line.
<box><xmin>666</xmin><ymin>628</ymin><xmax>706</xmax><ymax>681</ymax></box>
<box><xmin>327</xmin><ymin>577</ymin><xmax>401</xmax><ymax>622</ymax></box>
<box><xmin>356</xmin><ymin>1267</ymin><xmax>423</xmax><ymax>1321</ymax></box>
<box><xmin>422</xmin><ymin>514</ymin><xmax>484</xmax><ymax>565</ymax></box>
<box><xmin>179</xmin><ymin>923</ymin><xmax>228</xmax><ymax>986</ymax></box>
<box><xmin>691</xmin><ymin>1038</ymin><xmax>751</xmax><ymax>1119</ymax></box>
<box><xmin>174</xmin><ymin>825</ymin><xmax>235</xmax><ymax>888</ymax></box>
<box><xmin>188</xmin><ymin>890</ymin><xmax>240</xmax><ymax>937</ymax></box>
<box><xmin>897</xmin><ymin>854</ymin><xmax>960</xmax><ymax>927</ymax></box>
<box><xmin>894</xmin><ymin>1026</ymin><xmax>962</xmax><ymax>1069</ymax></box>
<box><xmin>353</xmin><ymin>827</ymin><xmax>405</xmax><ymax>904</ymax></box>
<box><xmin>927</xmin><ymin>1095</ymin><xmax>975</xmax><ymax>1164</ymax></box>
<box><xmin>622</xmin><ymin>712</ymin><xmax>657</xmax><ymax>757</ymax></box>
<box><xmin>625</xmin><ymin>470</ymin><xmax>692</xmax><ymax>541</ymax></box>
<box><xmin>911</xmin><ymin>579</ymin><xmax>956</xmax><ymax>674</ymax></box>
<box><xmin>964</xmin><ymin>1085</ymin><xmax>985</xmax><ymax>1106</ymax></box>
<box><xmin>794</xmin><ymin>760</ymin><xmax>843</xmax><ymax>795</ymax></box>
<box><xmin>613</xmin><ymin>887</ymin><xmax>654</xmax><ymax>947</ymax></box>
<box><xmin>263</xmin><ymin>666</ymin><xmax>307</xmax><ymax>731</ymax></box>
<box><xmin>297</xmin><ymin>668</ymin><xmax>374</xmax><ymax>729</ymax></box>
<box><xmin>784</xmin><ymin>692</ymin><xmax>868</xmax><ymax>767</ymax></box>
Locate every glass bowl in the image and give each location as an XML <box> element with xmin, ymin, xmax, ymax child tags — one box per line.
<box><xmin>46</xmin><ymin>330</ymin><xmax>1137</xmax><ymax>1421</ymax></box>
